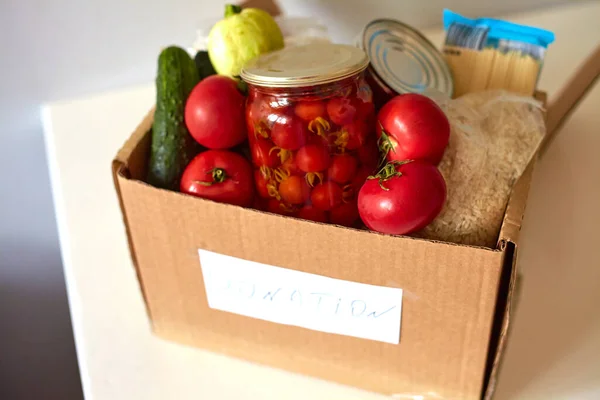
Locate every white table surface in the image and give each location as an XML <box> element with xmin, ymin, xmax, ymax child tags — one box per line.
<box><xmin>43</xmin><ymin>2</ymin><xmax>600</xmax><ymax>399</ymax></box>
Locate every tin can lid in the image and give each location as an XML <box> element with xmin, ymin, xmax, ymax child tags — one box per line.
<box><xmin>360</xmin><ymin>19</ymin><xmax>453</xmax><ymax>96</ymax></box>
<box><xmin>241</xmin><ymin>43</ymin><xmax>369</xmax><ymax>88</ymax></box>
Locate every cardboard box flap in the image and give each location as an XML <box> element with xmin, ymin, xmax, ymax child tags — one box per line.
<box><xmin>111</xmin><ymin>109</ymin><xmax>155</xmax><ymax>322</ymax></box>
<box><xmin>482</xmin><ymin>241</ymin><xmax>519</xmax><ymax>400</ymax></box>
<box><xmin>496</xmin><ymin>90</ymin><xmax>545</xmax><ymax>248</ymax></box>
<box><xmin>112</xmin><ymin>108</ymin><xmax>154</xmax><ymax>179</ymax></box>
<box><xmin>488</xmin><ymin>89</ymin><xmax>543</xmax><ymax>397</ymax></box>
<box><xmin>487</xmin><ymin>45</ymin><xmax>600</xmax><ymax>399</ymax></box>
<box><xmin>488</xmin><ymin>163</ymin><xmax>534</xmax><ymax>397</ymax></box>
<box><xmin>496</xmin><ymin>161</ymin><xmax>535</xmax><ymax>247</ymax></box>
<box><xmin>498</xmin><ymin>44</ymin><xmax>600</xmax><ymax>247</ymax></box>
<box><xmin>541</xmin><ymin>44</ymin><xmax>600</xmax><ymax>155</ymax></box>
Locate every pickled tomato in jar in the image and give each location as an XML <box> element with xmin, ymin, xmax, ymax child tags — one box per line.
<box><xmin>241</xmin><ymin>44</ymin><xmax>376</xmax><ymax>227</ymax></box>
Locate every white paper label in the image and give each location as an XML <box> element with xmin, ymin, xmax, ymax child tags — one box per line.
<box><xmin>199</xmin><ymin>250</ymin><xmax>403</xmax><ymax>344</ymax></box>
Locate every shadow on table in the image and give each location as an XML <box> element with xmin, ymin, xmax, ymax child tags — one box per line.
<box><xmin>0</xmin><ymin>241</ymin><xmax>83</xmax><ymax>400</ymax></box>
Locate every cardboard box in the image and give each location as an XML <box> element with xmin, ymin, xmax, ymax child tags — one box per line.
<box><xmin>112</xmin><ymin>105</ymin><xmax>540</xmax><ymax>400</ymax></box>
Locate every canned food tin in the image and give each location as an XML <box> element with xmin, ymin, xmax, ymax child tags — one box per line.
<box><xmin>358</xmin><ymin>19</ymin><xmax>453</xmax><ymax>103</ymax></box>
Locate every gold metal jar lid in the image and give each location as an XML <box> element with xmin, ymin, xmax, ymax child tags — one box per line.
<box><xmin>240</xmin><ymin>43</ymin><xmax>369</xmax><ymax>88</ymax></box>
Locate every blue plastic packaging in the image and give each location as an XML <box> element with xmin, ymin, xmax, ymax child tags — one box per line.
<box><xmin>443</xmin><ymin>9</ymin><xmax>555</xmax><ymax>59</ymax></box>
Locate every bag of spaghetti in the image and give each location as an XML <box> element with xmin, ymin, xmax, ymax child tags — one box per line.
<box><xmin>416</xmin><ymin>89</ymin><xmax>545</xmax><ymax>248</ymax></box>
<box><xmin>442</xmin><ymin>9</ymin><xmax>555</xmax><ymax>98</ymax></box>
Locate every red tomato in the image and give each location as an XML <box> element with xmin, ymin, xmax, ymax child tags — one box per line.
<box><xmin>185</xmin><ymin>76</ymin><xmax>246</xmax><ymax>149</ymax></box>
<box><xmin>263</xmin><ymin>94</ymin><xmax>293</xmax><ymax>111</ymax></box>
<box><xmin>376</xmin><ymin>93</ymin><xmax>450</xmax><ymax>165</ymax></box>
<box><xmin>297</xmin><ymin>205</ymin><xmax>328</xmax><ymax>223</ymax></box>
<box><xmin>247</xmin><ymin>116</ymin><xmax>271</xmax><ymax>140</ymax></box>
<box><xmin>327</xmin><ymin>154</ymin><xmax>358</xmax><ymax>184</ymax></box>
<box><xmin>327</xmin><ymin>97</ymin><xmax>357</xmax><ymax>125</ymax></box>
<box><xmin>343</xmin><ymin>119</ymin><xmax>369</xmax><ymax>150</ymax></box>
<box><xmin>254</xmin><ymin>169</ymin><xmax>271</xmax><ymax>199</ymax></box>
<box><xmin>282</xmin><ymin>153</ymin><xmax>302</xmax><ymax>175</ymax></box>
<box><xmin>250</xmin><ymin>101</ymin><xmax>291</xmax><ymax>140</ymax></box>
<box><xmin>267</xmin><ymin>198</ymin><xmax>296</xmax><ymax>216</ymax></box>
<box><xmin>311</xmin><ymin>181</ymin><xmax>343</xmax><ymax>211</ymax></box>
<box><xmin>247</xmin><ymin>97</ymin><xmax>272</xmax><ymax>132</ymax></box>
<box><xmin>354</xmin><ymin>98</ymin><xmax>375</xmax><ymax>121</ymax></box>
<box><xmin>279</xmin><ymin>175</ymin><xmax>311</xmax><ymax>205</ymax></box>
<box><xmin>245</xmin><ymin>110</ymin><xmax>255</xmax><ymax>138</ymax></box>
<box><xmin>296</xmin><ymin>144</ymin><xmax>331</xmax><ymax>173</ymax></box>
<box><xmin>271</xmin><ymin>115</ymin><xmax>308</xmax><ymax>150</ymax></box>
<box><xmin>351</xmin><ymin>166</ymin><xmax>373</xmax><ymax>193</ymax></box>
<box><xmin>294</xmin><ymin>101</ymin><xmax>326</xmax><ymax>122</ymax></box>
<box><xmin>248</xmin><ymin>93</ymin><xmax>291</xmax><ymax>124</ymax></box>
<box><xmin>250</xmin><ymin>138</ymin><xmax>279</xmax><ymax>168</ymax></box>
<box><xmin>252</xmin><ymin>196</ymin><xmax>266</xmax><ymax>211</ymax></box>
<box><xmin>307</xmin><ymin>131</ymin><xmax>331</xmax><ymax>147</ymax></box>
<box><xmin>358</xmin><ymin>161</ymin><xmax>446</xmax><ymax>235</ymax></box>
<box><xmin>181</xmin><ymin>150</ymin><xmax>255</xmax><ymax>207</ymax></box>
<box><xmin>357</xmin><ymin>137</ymin><xmax>380</xmax><ymax>170</ymax></box>
<box><xmin>330</xmin><ymin>201</ymin><xmax>359</xmax><ymax>227</ymax></box>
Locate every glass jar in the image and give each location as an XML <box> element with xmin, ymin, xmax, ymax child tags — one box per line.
<box><xmin>241</xmin><ymin>44</ymin><xmax>377</xmax><ymax>227</ymax></box>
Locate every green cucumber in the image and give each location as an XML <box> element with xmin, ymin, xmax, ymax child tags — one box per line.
<box><xmin>148</xmin><ymin>46</ymin><xmax>200</xmax><ymax>190</ymax></box>
<box><xmin>194</xmin><ymin>50</ymin><xmax>217</xmax><ymax>80</ymax></box>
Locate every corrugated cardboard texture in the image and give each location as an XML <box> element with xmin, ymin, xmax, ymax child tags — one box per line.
<box><xmin>482</xmin><ymin>241</ymin><xmax>518</xmax><ymax>400</ymax></box>
<box><xmin>113</xmin><ymin>114</ymin><xmax>512</xmax><ymax>399</ymax></box>
<box><xmin>497</xmin><ymin>162</ymin><xmax>535</xmax><ymax>246</ymax></box>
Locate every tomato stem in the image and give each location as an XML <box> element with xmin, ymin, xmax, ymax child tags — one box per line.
<box><xmin>377</xmin><ymin>122</ymin><xmax>396</xmax><ymax>167</ymax></box>
<box><xmin>342</xmin><ymin>184</ymin><xmax>354</xmax><ymax>203</ymax></box>
<box><xmin>332</xmin><ymin>129</ymin><xmax>349</xmax><ymax>151</ymax></box>
<box><xmin>259</xmin><ymin>165</ymin><xmax>272</xmax><ymax>180</ymax></box>
<box><xmin>305</xmin><ymin>172</ymin><xmax>324</xmax><ymax>187</ymax></box>
<box><xmin>195</xmin><ymin>168</ymin><xmax>228</xmax><ymax>186</ymax></box>
<box><xmin>211</xmin><ymin>168</ymin><xmax>227</xmax><ymax>183</ymax></box>
<box><xmin>367</xmin><ymin>160</ymin><xmax>412</xmax><ymax>191</ymax></box>
<box><xmin>280</xmin><ymin>202</ymin><xmax>296</xmax><ymax>213</ymax></box>
<box><xmin>267</xmin><ymin>183</ymin><xmax>281</xmax><ymax>200</ymax></box>
<box><xmin>308</xmin><ymin>117</ymin><xmax>331</xmax><ymax>137</ymax></box>
<box><xmin>273</xmin><ymin>167</ymin><xmax>290</xmax><ymax>183</ymax></box>
<box><xmin>269</xmin><ymin>146</ymin><xmax>292</xmax><ymax>164</ymax></box>
<box><xmin>254</xmin><ymin>121</ymin><xmax>269</xmax><ymax>139</ymax></box>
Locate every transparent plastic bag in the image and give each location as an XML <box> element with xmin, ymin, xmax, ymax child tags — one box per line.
<box><xmin>419</xmin><ymin>90</ymin><xmax>545</xmax><ymax>247</ymax></box>
<box><xmin>188</xmin><ymin>16</ymin><xmax>331</xmax><ymax>55</ymax></box>
<box><xmin>276</xmin><ymin>16</ymin><xmax>331</xmax><ymax>47</ymax></box>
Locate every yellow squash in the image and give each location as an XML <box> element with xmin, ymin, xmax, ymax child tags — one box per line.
<box><xmin>208</xmin><ymin>4</ymin><xmax>284</xmax><ymax>77</ymax></box>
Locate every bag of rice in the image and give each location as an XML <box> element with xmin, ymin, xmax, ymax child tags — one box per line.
<box><xmin>419</xmin><ymin>90</ymin><xmax>545</xmax><ymax>247</ymax></box>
